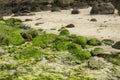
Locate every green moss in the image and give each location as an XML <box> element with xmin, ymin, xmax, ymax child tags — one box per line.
<box><xmin>14</xmin><ymin>46</ymin><xmax>43</xmax><ymax>60</ymax></box>
<box><xmin>68</xmin><ymin>43</ymin><xmax>91</xmax><ymax>61</ymax></box>
<box><xmin>32</xmin><ymin>33</ymin><xmax>57</xmax><ymax>48</ymax></box>
<box><xmin>105</xmin><ymin>54</ymin><xmax>120</xmax><ymax>66</ymax></box>
<box><xmin>67</xmin><ymin>75</ymin><xmax>96</xmax><ymax>80</ymax></box>
<box><xmin>36</xmin><ymin>73</ymin><xmax>63</xmax><ymax>80</ymax></box>
<box><xmin>55</xmin><ymin>35</ymin><xmax>71</xmax><ymax>42</ymax></box>
<box><xmin>27</xmin><ymin>29</ymin><xmax>39</xmax><ymax>38</ymax></box>
<box><xmin>0</xmin><ymin>26</ymin><xmax>24</xmax><ymax>45</ymax></box>
<box><xmin>59</xmin><ymin>29</ymin><xmax>70</xmax><ymax>36</ymax></box>
<box><xmin>9</xmin><ymin>29</ymin><xmax>25</xmax><ymax>45</ymax></box>
<box><xmin>68</xmin><ymin>43</ymin><xmax>82</xmax><ymax>53</ymax></box>
<box><xmin>52</xmin><ymin>41</ymin><xmax>70</xmax><ymax>51</ymax></box>
<box><xmin>90</xmin><ymin>48</ymin><xmax>104</xmax><ymax>56</ymax></box>
<box><xmin>5</xmin><ymin>18</ymin><xmax>22</xmax><ymax>26</ymax></box>
<box><xmin>0</xmin><ymin>34</ymin><xmax>10</xmax><ymax>45</ymax></box>
<box><xmin>73</xmin><ymin>36</ymin><xmax>87</xmax><ymax>45</ymax></box>
<box><xmin>87</xmin><ymin>38</ymin><xmax>101</xmax><ymax>46</ymax></box>
<box><xmin>76</xmin><ymin>50</ymin><xmax>91</xmax><ymax>61</ymax></box>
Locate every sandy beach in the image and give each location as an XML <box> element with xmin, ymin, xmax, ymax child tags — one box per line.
<box><xmin>4</xmin><ymin>8</ymin><xmax>120</xmax><ymax>41</ymax></box>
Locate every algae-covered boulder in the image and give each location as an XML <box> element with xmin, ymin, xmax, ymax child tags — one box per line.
<box><xmin>32</xmin><ymin>33</ymin><xmax>57</xmax><ymax>48</ymax></box>
<box><xmin>87</xmin><ymin>38</ymin><xmax>101</xmax><ymax>46</ymax></box>
<box><xmin>90</xmin><ymin>48</ymin><xmax>104</xmax><ymax>56</ymax></box>
<box><xmin>0</xmin><ymin>27</ymin><xmax>24</xmax><ymax>45</ymax></box>
<box><xmin>73</xmin><ymin>36</ymin><xmax>87</xmax><ymax>45</ymax></box>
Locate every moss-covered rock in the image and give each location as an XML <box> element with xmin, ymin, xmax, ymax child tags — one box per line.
<box><xmin>90</xmin><ymin>48</ymin><xmax>104</xmax><ymax>56</ymax></box>
<box><xmin>32</xmin><ymin>33</ymin><xmax>57</xmax><ymax>48</ymax></box>
<box><xmin>73</xmin><ymin>36</ymin><xmax>87</xmax><ymax>45</ymax></box>
<box><xmin>5</xmin><ymin>18</ymin><xmax>22</xmax><ymax>26</ymax></box>
<box><xmin>87</xmin><ymin>38</ymin><xmax>101</xmax><ymax>46</ymax></box>
<box><xmin>52</xmin><ymin>41</ymin><xmax>70</xmax><ymax>51</ymax></box>
<box><xmin>76</xmin><ymin>50</ymin><xmax>91</xmax><ymax>61</ymax></box>
<box><xmin>102</xmin><ymin>39</ymin><xmax>114</xmax><ymax>46</ymax></box>
<box><xmin>21</xmin><ymin>32</ymin><xmax>33</xmax><ymax>41</ymax></box>
<box><xmin>59</xmin><ymin>28</ymin><xmax>70</xmax><ymax>36</ymax></box>
<box><xmin>0</xmin><ymin>27</ymin><xmax>24</xmax><ymax>45</ymax></box>
<box><xmin>27</xmin><ymin>29</ymin><xmax>39</xmax><ymax>38</ymax></box>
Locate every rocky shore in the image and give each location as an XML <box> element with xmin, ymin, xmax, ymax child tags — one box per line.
<box><xmin>0</xmin><ymin>0</ymin><xmax>120</xmax><ymax>80</ymax></box>
<box><xmin>0</xmin><ymin>0</ymin><xmax>120</xmax><ymax>16</ymax></box>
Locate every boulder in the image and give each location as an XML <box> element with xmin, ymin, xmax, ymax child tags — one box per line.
<box><xmin>90</xmin><ymin>2</ymin><xmax>115</xmax><ymax>15</ymax></box>
<box><xmin>112</xmin><ymin>41</ymin><xmax>120</xmax><ymax>50</ymax></box>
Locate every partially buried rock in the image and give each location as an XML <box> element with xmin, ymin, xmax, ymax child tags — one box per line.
<box><xmin>65</xmin><ymin>24</ymin><xmax>75</xmax><ymax>28</ymax></box>
<box><xmin>71</xmin><ymin>9</ymin><xmax>80</xmax><ymax>14</ymax></box>
<box><xmin>25</xmin><ymin>19</ymin><xmax>32</xmax><ymax>22</ymax></box>
<box><xmin>35</xmin><ymin>22</ymin><xmax>44</xmax><ymax>26</ymax></box>
<box><xmin>102</xmin><ymin>39</ymin><xmax>114</xmax><ymax>46</ymax></box>
<box><xmin>51</xmin><ymin>7</ymin><xmax>61</xmax><ymax>12</ymax></box>
<box><xmin>90</xmin><ymin>2</ymin><xmax>115</xmax><ymax>15</ymax></box>
<box><xmin>90</xmin><ymin>18</ymin><xmax>97</xmax><ymax>22</ymax></box>
<box><xmin>112</xmin><ymin>41</ymin><xmax>120</xmax><ymax>50</ymax></box>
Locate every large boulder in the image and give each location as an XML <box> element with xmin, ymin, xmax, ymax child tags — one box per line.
<box><xmin>90</xmin><ymin>2</ymin><xmax>115</xmax><ymax>15</ymax></box>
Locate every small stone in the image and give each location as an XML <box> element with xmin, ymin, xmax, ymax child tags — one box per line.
<box><xmin>71</xmin><ymin>9</ymin><xmax>80</xmax><ymax>14</ymax></box>
<box><xmin>65</xmin><ymin>24</ymin><xmax>75</xmax><ymax>28</ymax></box>
<box><xmin>90</xmin><ymin>18</ymin><xmax>97</xmax><ymax>22</ymax></box>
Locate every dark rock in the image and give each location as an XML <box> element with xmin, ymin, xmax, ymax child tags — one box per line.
<box><xmin>25</xmin><ymin>19</ymin><xmax>32</xmax><ymax>22</ymax></box>
<box><xmin>20</xmin><ymin>32</ymin><xmax>32</xmax><ymax>41</ymax></box>
<box><xmin>90</xmin><ymin>18</ymin><xmax>97</xmax><ymax>22</ymax></box>
<box><xmin>35</xmin><ymin>22</ymin><xmax>44</xmax><ymax>26</ymax></box>
<box><xmin>51</xmin><ymin>7</ymin><xmax>61</xmax><ymax>12</ymax></box>
<box><xmin>112</xmin><ymin>41</ymin><xmax>120</xmax><ymax>50</ymax></box>
<box><xmin>90</xmin><ymin>2</ymin><xmax>115</xmax><ymax>15</ymax></box>
<box><xmin>65</xmin><ymin>24</ymin><xmax>75</xmax><ymax>28</ymax></box>
<box><xmin>71</xmin><ymin>9</ymin><xmax>80</xmax><ymax>14</ymax></box>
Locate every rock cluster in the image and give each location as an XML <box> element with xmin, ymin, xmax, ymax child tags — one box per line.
<box><xmin>0</xmin><ymin>0</ymin><xmax>120</xmax><ymax>16</ymax></box>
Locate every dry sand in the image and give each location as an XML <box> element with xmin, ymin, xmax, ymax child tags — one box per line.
<box><xmin>4</xmin><ymin>8</ymin><xmax>120</xmax><ymax>41</ymax></box>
